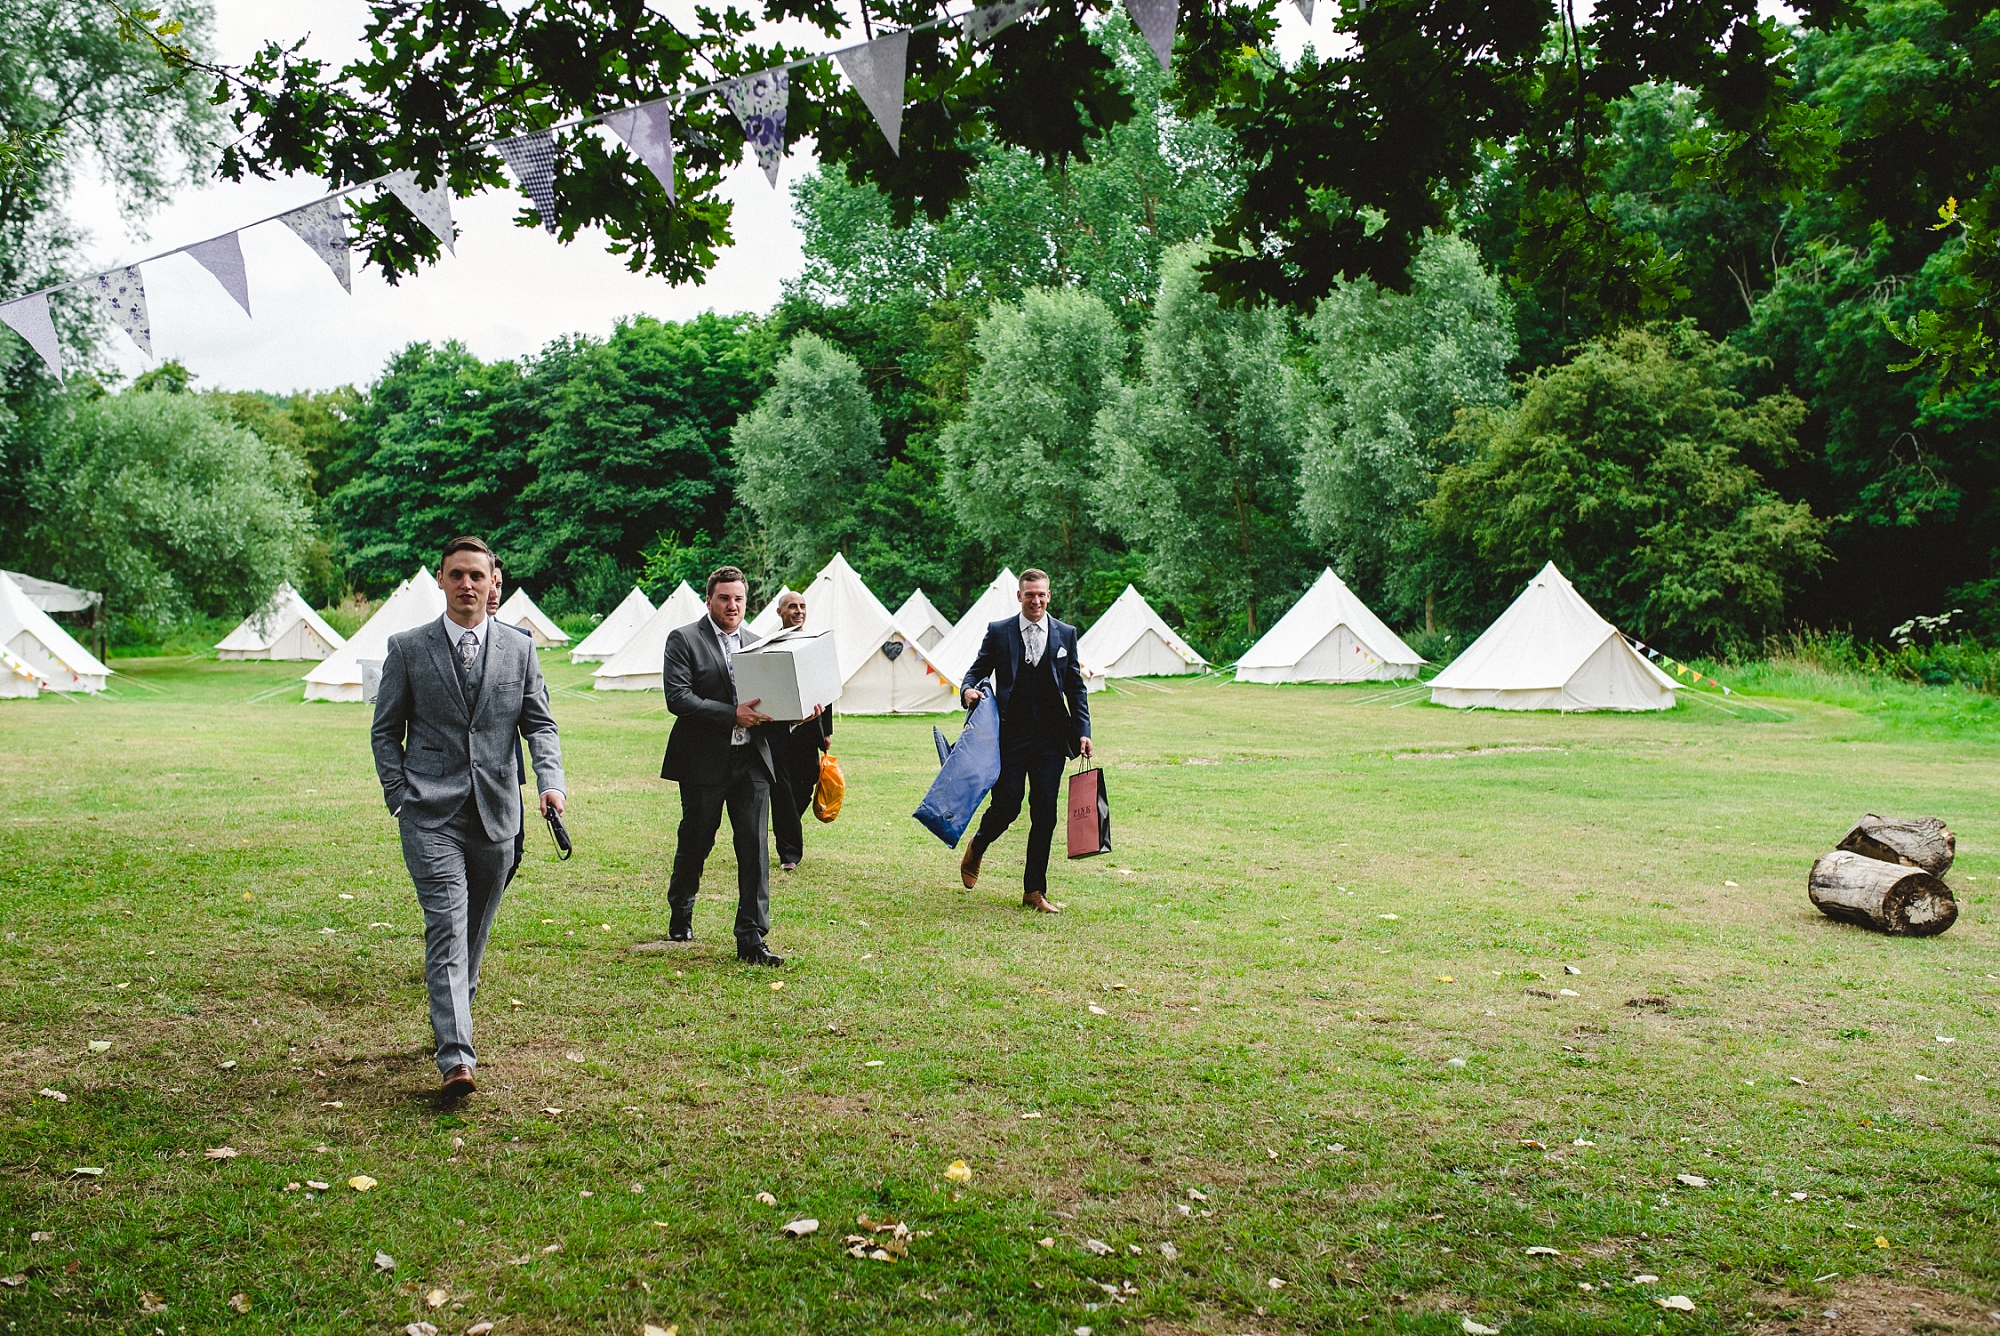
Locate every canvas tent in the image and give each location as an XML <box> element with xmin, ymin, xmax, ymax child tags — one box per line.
<box><xmin>496</xmin><ymin>587</ymin><xmax>570</xmax><ymax>647</ymax></box>
<box><xmin>569</xmin><ymin>587</ymin><xmax>655</xmax><ymax>663</ymax></box>
<box><xmin>1428</xmin><ymin>562</ymin><xmax>1677</xmax><ymax>712</ymax></box>
<box><xmin>3</xmin><ymin>571</ymin><xmax>101</xmax><ymax>616</ymax></box>
<box><xmin>1235</xmin><ymin>568</ymin><xmax>1425</xmax><ymax>684</ymax></box>
<box><xmin>592</xmin><ymin>581</ymin><xmax>708</xmax><ymax>691</ymax></box>
<box><xmin>303</xmin><ymin>568</ymin><xmax>447</xmax><ymax>701</ymax></box>
<box><xmin>895</xmin><ymin>588</ymin><xmax>953</xmax><ymax>650</ymax></box>
<box><xmin>0</xmin><ymin>571</ymin><xmax>111</xmax><ymax>694</ymax></box>
<box><xmin>775</xmin><ymin>554</ymin><xmax>956</xmax><ymax>714</ymax></box>
<box><xmin>1079</xmin><ymin>584</ymin><xmax>1206</xmax><ymax>678</ymax></box>
<box><xmin>746</xmin><ymin>586</ymin><xmax>797</xmax><ymax>639</ymax></box>
<box><xmin>216</xmin><ymin>582</ymin><xmax>346</xmax><ymax>661</ymax></box>
<box><xmin>928</xmin><ymin>568</ymin><xmax>1017</xmax><ymax>692</ymax></box>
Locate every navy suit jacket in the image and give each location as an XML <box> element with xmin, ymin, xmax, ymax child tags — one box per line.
<box><xmin>960</xmin><ymin>615</ymin><xmax>1090</xmax><ymax>757</ymax></box>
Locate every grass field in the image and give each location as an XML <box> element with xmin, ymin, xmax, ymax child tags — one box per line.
<box><xmin>4</xmin><ymin>655</ymin><xmax>1999</xmax><ymax>1335</ymax></box>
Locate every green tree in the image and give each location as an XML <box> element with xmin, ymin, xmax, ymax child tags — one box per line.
<box><xmin>327</xmin><ymin>342</ymin><xmax>541</xmax><ymax>594</ymax></box>
<box><xmin>942</xmin><ymin>287</ymin><xmax>1125</xmax><ymax>597</ymax></box>
<box><xmin>732</xmin><ymin>333</ymin><xmax>884</xmax><ymax>583</ymax></box>
<box><xmin>19</xmin><ymin>386</ymin><xmax>312</xmax><ymax>630</ymax></box>
<box><xmin>1093</xmin><ymin>244</ymin><xmax>1309</xmax><ymax>652</ymax></box>
<box><xmin>1295</xmin><ymin>233</ymin><xmax>1516</xmax><ymax>625</ymax></box>
<box><xmin>1430</xmin><ymin>322</ymin><xmax>1827</xmax><ymax>649</ymax></box>
<box><xmin>516</xmin><ymin>313</ymin><xmax>774</xmax><ymax>597</ymax></box>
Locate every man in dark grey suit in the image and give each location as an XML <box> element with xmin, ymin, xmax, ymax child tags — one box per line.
<box><xmin>372</xmin><ymin>536</ymin><xmax>565</xmax><ymax>1096</ymax></box>
<box><xmin>487</xmin><ymin>562</ymin><xmax>543</xmax><ymax>887</ymax></box>
<box><xmin>958</xmin><ymin>568</ymin><xmax>1092</xmax><ymax>913</ymax></box>
<box><xmin>660</xmin><ymin>565</ymin><xmax>784</xmax><ymax>965</ymax></box>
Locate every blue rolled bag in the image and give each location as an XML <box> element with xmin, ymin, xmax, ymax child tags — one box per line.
<box><xmin>912</xmin><ymin>688</ymin><xmax>1001</xmax><ymax>848</ymax></box>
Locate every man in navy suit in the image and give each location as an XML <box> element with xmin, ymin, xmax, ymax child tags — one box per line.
<box><xmin>957</xmin><ymin>568</ymin><xmax>1092</xmax><ymax>913</ymax></box>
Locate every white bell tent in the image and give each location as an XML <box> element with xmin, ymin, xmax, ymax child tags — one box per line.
<box><xmin>0</xmin><ymin>571</ymin><xmax>111</xmax><ymax>694</ymax></box>
<box><xmin>568</xmin><ymin>586</ymin><xmax>656</xmax><ymax>663</ymax></box>
<box><xmin>746</xmin><ymin>586</ymin><xmax>797</xmax><ymax>638</ymax></box>
<box><xmin>895</xmin><ymin>588</ymin><xmax>953</xmax><ymax>649</ymax></box>
<box><xmin>303</xmin><ymin>568</ymin><xmax>446</xmax><ymax>701</ymax></box>
<box><xmin>592</xmin><ymin>581</ymin><xmax>708</xmax><ymax>691</ymax></box>
<box><xmin>928</xmin><ymin>567</ymin><xmax>1017</xmax><ymax>691</ymax></box>
<box><xmin>1235</xmin><ymin>568</ymin><xmax>1425</xmax><ymax>683</ymax></box>
<box><xmin>777</xmin><ymin>554</ymin><xmax>955</xmax><ymax>714</ymax></box>
<box><xmin>216</xmin><ymin>581</ymin><xmax>346</xmax><ymax>661</ymax></box>
<box><xmin>496</xmin><ymin>587</ymin><xmax>570</xmax><ymax>647</ymax></box>
<box><xmin>1079</xmin><ymin>584</ymin><xmax>1206</xmax><ymax>678</ymax></box>
<box><xmin>1428</xmin><ymin>562</ymin><xmax>1677</xmax><ymax>712</ymax></box>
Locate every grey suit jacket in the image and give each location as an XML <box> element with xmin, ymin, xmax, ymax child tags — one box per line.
<box><xmin>660</xmin><ymin>616</ymin><xmax>774</xmax><ymax>784</ymax></box>
<box><xmin>371</xmin><ymin>617</ymin><xmax>565</xmax><ymax>840</ymax></box>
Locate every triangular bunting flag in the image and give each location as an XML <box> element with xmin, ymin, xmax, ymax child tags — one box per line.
<box><xmin>1294</xmin><ymin>0</ymin><xmax>1313</xmax><ymax>21</ymax></box>
<box><xmin>89</xmin><ymin>266</ymin><xmax>152</xmax><ymax>357</ymax></box>
<box><xmin>835</xmin><ymin>31</ymin><xmax>910</xmax><ymax>155</ymax></box>
<box><xmin>184</xmin><ymin>233</ymin><xmax>251</xmax><ymax>317</ymax></box>
<box><xmin>0</xmin><ymin>293</ymin><xmax>61</xmax><ymax>380</ymax></box>
<box><xmin>959</xmin><ymin>0</ymin><xmax>1040</xmax><ymax>42</ymax></box>
<box><xmin>1124</xmin><ymin>0</ymin><xmax>1176</xmax><ymax>70</ymax></box>
<box><xmin>496</xmin><ymin>131</ymin><xmax>560</xmax><ymax>231</ymax></box>
<box><xmin>383</xmin><ymin>170</ymin><xmax>456</xmax><ymax>253</ymax></box>
<box><xmin>280</xmin><ymin>198</ymin><xmax>353</xmax><ymax>292</ymax></box>
<box><xmin>604</xmin><ymin>101</ymin><xmax>677</xmax><ymax>203</ymax></box>
<box><xmin>722</xmin><ymin>69</ymin><xmax>790</xmax><ymax>188</ymax></box>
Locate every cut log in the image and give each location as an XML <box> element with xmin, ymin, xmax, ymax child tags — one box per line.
<box><xmin>1836</xmin><ymin>814</ymin><xmax>1955</xmax><ymax>876</ymax></box>
<box><xmin>1808</xmin><ymin>850</ymin><xmax>1957</xmax><ymax>936</ymax></box>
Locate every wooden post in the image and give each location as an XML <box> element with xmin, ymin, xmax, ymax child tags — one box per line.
<box><xmin>1808</xmin><ymin>850</ymin><xmax>1957</xmax><ymax>936</ymax></box>
<box><xmin>1836</xmin><ymin>814</ymin><xmax>1955</xmax><ymax>876</ymax></box>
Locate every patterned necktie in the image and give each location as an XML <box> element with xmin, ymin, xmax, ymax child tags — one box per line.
<box><xmin>1026</xmin><ymin>621</ymin><xmax>1042</xmax><ymax>666</ymax></box>
<box><xmin>458</xmin><ymin>629</ymin><xmax>478</xmax><ymax>678</ymax></box>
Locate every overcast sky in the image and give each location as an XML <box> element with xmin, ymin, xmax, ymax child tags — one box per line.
<box><xmin>69</xmin><ymin>0</ymin><xmax>1321</xmax><ymax>393</ymax></box>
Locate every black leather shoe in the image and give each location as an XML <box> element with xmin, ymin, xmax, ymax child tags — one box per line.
<box><xmin>668</xmin><ymin>914</ymin><xmax>693</xmax><ymax>942</ymax></box>
<box><xmin>737</xmin><ymin>945</ymin><xmax>786</xmax><ymax>966</ymax></box>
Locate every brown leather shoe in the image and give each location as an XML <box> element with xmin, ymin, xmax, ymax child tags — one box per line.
<box><xmin>441</xmin><ymin>1065</ymin><xmax>476</xmax><ymax>1097</ymax></box>
<box><xmin>959</xmin><ymin>843</ymin><xmax>981</xmax><ymax>889</ymax></box>
<box><xmin>1023</xmin><ymin>891</ymin><xmax>1060</xmax><ymax>914</ymax></box>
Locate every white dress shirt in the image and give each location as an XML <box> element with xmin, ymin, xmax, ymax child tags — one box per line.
<box><xmin>442</xmin><ymin>611</ymin><xmax>491</xmax><ymax>662</ymax></box>
<box><xmin>710</xmin><ymin>616</ymin><xmax>750</xmax><ymax>746</ymax></box>
<box><xmin>1019</xmin><ymin>612</ymin><xmax>1047</xmax><ymax>666</ymax></box>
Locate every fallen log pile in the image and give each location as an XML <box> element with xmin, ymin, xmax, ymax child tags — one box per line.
<box><xmin>1809</xmin><ymin>815</ymin><xmax>1958</xmax><ymax>936</ymax></box>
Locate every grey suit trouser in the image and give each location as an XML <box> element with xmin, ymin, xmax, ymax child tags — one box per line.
<box><xmin>668</xmin><ymin>745</ymin><xmax>771</xmax><ymax>951</ymax></box>
<box><xmin>401</xmin><ymin>796</ymin><xmax>511</xmax><ymax>1074</ymax></box>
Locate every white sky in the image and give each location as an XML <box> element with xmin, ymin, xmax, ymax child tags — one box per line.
<box><xmin>70</xmin><ymin>0</ymin><xmax>1320</xmax><ymax>392</ymax></box>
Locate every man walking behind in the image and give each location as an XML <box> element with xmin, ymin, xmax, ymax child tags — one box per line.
<box><xmin>372</xmin><ymin>537</ymin><xmax>565</xmax><ymax>1097</ymax></box>
<box><xmin>660</xmin><ymin>566</ymin><xmax>786</xmax><ymax>965</ymax></box>
<box><xmin>958</xmin><ymin>569</ymin><xmax>1092</xmax><ymax>913</ymax></box>
<box><xmin>765</xmin><ymin>590</ymin><xmax>833</xmax><ymax>873</ymax></box>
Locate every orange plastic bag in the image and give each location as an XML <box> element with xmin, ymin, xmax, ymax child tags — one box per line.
<box><xmin>812</xmin><ymin>751</ymin><xmax>845</xmax><ymax>823</ymax></box>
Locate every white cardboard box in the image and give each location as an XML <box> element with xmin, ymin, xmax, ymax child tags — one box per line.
<box><xmin>734</xmin><ymin>630</ymin><xmax>843</xmax><ymax>721</ymax></box>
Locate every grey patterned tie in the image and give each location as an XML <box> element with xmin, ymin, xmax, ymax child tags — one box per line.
<box><xmin>458</xmin><ymin>629</ymin><xmax>478</xmax><ymax>679</ymax></box>
<box><xmin>1026</xmin><ymin>621</ymin><xmax>1042</xmax><ymax>666</ymax></box>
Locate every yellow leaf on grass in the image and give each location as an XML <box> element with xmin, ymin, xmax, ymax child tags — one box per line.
<box><xmin>204</xmin><ymin>1147</ymin><xmax>239</xmax><ymax>1160</ymax></box>
<box><xmin>944</xmin><ymin>1160</ymin><xmax>972</xmax><ymax>1185</ymax></box>
<box><xmin>228</xmin><ymin>1293</ymin><xmax>251</xmax><ymax>1313</ymax></box>
<box><xmin>348</xmin><ymin>1175</ymin><xmax>377</xmax><ymax>1192</ymax></box>
<box><xmin>425</xmin><ymin>1288</ymin><xmax>448</xmax><ymax>1308</ymax></box>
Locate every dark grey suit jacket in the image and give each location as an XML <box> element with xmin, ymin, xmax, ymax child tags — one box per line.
<box><xmin>371</xmin><ymin>617</ymin><xmax>565</xmax><ymax>840</ymax></box>
<box><xmin>660</xmin><ymin>616</ymin><xmax>774</xmax><ymax>784</ymax></box>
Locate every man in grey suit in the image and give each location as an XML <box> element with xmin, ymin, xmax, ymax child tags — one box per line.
<box><xmin>372</xmin><ymin>536</ymin><xmax>566</xmax><ymax>1096</ymax></box>
<box><xmin>660</xmin><ymin>565</ymin><xmax>784</xmax><ymax>965</ymax></box>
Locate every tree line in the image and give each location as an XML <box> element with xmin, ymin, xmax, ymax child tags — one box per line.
<box><xmin>0</xmin><ymin>7</ymin><xmax>1993</xmax><ymax>660</ymax></box>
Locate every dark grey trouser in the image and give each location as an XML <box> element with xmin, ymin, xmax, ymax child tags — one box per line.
<box><xmin>401</xmin><ymin>797</ymin><xmax>512</xmax><ymax>1074</ymax></box>
<box><xmin>668</xmin><ymin>745</ymin><xmax>771</xmax><ymax>952</ymax></box>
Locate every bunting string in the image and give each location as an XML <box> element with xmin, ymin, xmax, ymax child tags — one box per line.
<box><xmin>0</xmin><ymin>0</ymin><xmax>1263</xmax><ymax>379</ymax></box>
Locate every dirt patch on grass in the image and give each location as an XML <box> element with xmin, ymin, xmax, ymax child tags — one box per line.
<box><xmin>1751</xmin><ymin>1277</ymin><xmax>1997</xmax><ymax>1334</ymax></box>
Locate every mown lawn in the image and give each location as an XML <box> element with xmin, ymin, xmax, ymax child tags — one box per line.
<box><xmin>2</xmin><ymin>654</ymin><xmax>1998</xmax><ymax>1334</ymax></box>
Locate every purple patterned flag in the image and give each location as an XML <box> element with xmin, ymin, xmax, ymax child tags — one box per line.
<box><xmin>384</xmin><ymin>171</ymin><xmax>456</xmax><ymax>253</ymax></box>
<box><xmin>959</xmin><ymin>0</ymin><xmax>1041</xmax><ymax>43</ymax></box>
<box><xmin>496</xmin><ymin>131</ymin><xmax>560</xmax><ymax>231</ymax></box>
<box><xmin>280</xmin><ymin>198</ymin><xmax>354</xmax><ymax>292</ymax></box>
<box><xmin>90</xmin><ymin>266</ymin><xmax>152</xmax><ymax>357</ymax></box>
<box><xmin>722</xmin><ymin>68</ymin><xmax>790</xmax><ymax>187</ymax></box>
<box><xmin>604</xmin><ymin>101</ymin><xmax>677</xmax><ymax>203</ymax></box>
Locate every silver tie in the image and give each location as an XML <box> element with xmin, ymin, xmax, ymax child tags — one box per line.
<box><xmin>1026</xmin><ymin>622</ymin><xmax>1041</xmax><ymax>665</ymax></box>
<box><xmin>458</xmin><ymin>629</ymin><xmax>478</xmax><ymax>677</ymax></box>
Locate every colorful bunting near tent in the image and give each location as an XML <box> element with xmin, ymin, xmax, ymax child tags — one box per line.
<box><xmin>835</xmin><ymin>31</ymin><xmax>911</xmax><ymax>155</ymax></box>
<box><xmin>1124</xmin><ymin>0</ymin><xmax>1177</xmax><ymax>69</ymax></box>
<box><xmin>280</xmin><ymin>198</ymin><xmax>354</xmax><ymax>291</ymax></box>
<box><xmin>184</xmin><ymin>233</ymin><xmax>251</xmax><ymax>316</ymax></box>
<box><xmin>496</xmin><ymin>131</ymin><xmax>561</xmax><ymax>231</ymax></box>
<box><xmin>383</xmin><ymin>170</ymin><xmax>456</xmax><ymax>253</ymax></box>
<box><xmin>604</xmin><ymin>101</ymin><xmax>677</xmax><ymax>202</ymax></box>
<box><xmin>722</xmin><ymin>69</ymin><xmax>790</xmax><ymax>187</ymax></box>
<box><xmin>89</xmin><ymin>266</ymin><xmax>152</xmax><ymax>357</ymax></box>
<box><xmin>960</xmin><ymin>0</ymin><xmax>1040</xmax><ymax>43</ymax></box>
<box><xmin>0</xmin><ymin>293</ymin><xmax>61</xmax><ymax>380</ymax></box>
